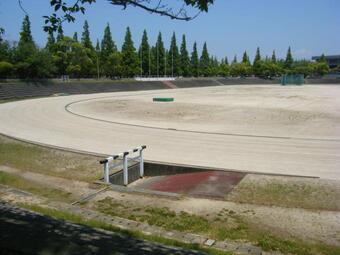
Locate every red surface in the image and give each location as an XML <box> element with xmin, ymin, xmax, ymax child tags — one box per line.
<box><xmin>145</xmin><ymin>171</ymin><xmax>246</xmax><ymax>199</ymax></box>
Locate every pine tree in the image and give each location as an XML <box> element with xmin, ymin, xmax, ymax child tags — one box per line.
<box><xmin>16</xmin><ymin>15</ymin><xmax>36</xmax><ymax>63</ymax></box>
<box><xmin>271</xmin><ymin>50</ymin><xmax>277</xmax><ymax>63</ymax></box>
<box><xmin>190</xmin><ymin>42</ymin><xmax>199</xmax><ymax>77</ymax></box>
<box><xmin>232</xmin><ymin>55</ymin><xmax>237</xmax><ymax>64</ymax></box>
<box><xmin>18</xmin><ymin>15</ymin><xmax>34</xmax><ymax>48</ymax></box>
<box><xmin>318</xmin><ymin>54</ymin><xmax>327</xmax><ymax>63</ymax></box>
<box><xmin>45</xmin><ymin>32</ymin><xmax>55</xmax><ymax>51</ymax></box>
<box><xmin>167</xmin><ymin>32</ymin><xmax>180</xmax><ymax>76</ymax></box>
<box><xmin>121</xmin><ymin>27</ymin><xmax>139</xmax><ymax>77</ymax></box>
<box><xmin>73</xmin><ymin>32</ymin><xmax>78</xmax><ymax>42</ymax></box>
<box><xmin>100</xmin><ymin>23</ymin><xmax>116</xmax><ymax>77</ymax></box>
<box><xmin>200</xmin><ymin>42</ymin><xmax>210</xmax><ymax>76</ymax></box>
<box><xmin>242</xmin><ymin>51</ymin><xmax>250</xmax><ymax>65</ymax></box>
<box><xmin>253</xmin><ymin>47</ymin><xmax>261</xmax><ymax>66</ymax></box>
<box><xmin>95</xmin><ymin>39</ymin><xmax>100</xmax><ymax>53</ymax></box>
<box><xmin>101</xmin><ymin>24</ymin><xmax>116</xmax><ymax>57</ymax></box>
<box><xmin>224</xmin><ymin>57</ymin><xmax>229</xmax><ymax>66</ymax></box>
<box><xmin>138</xmin><ymin>30</ymin><xmax>150</xmax><ymax>76</ymax></box>
<box><xmin>180</xmin><ymin>34</ymin><xmax>190</xmax><ymax>76</ymax></box>
<box><xmin>285</xmin><ymin>46</ymin><xmax>293</xmax><ymax>69</ymax></box>
<box><xmin>56</xmin><ymin>25</ymin><xmax>64</xmax><ymax>42</ymax></box>
<box><xmin>81</xmin><ymin>20</ymin><xmax>93</xmax><ymax>49</ymax></box>
<box><xmin>155</xmin><ymin>32</ymin><xmax>165</xmax><ymax>76</ymax></box>
<box><xmin>253</xmin><ymin>47</ymin><xmax>262</xmax><ymax>76</ymax></box>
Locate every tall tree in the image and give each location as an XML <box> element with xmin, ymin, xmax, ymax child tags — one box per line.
<box><xmin>190</xmin><ymin>42</ymin><xmax>199</xmax><ymax>77</ymax></box>
<box><xmin>138</xmin><ymin>29</ymin><xmax>150</xmax><ymax>76</ymax></box>
<box><xmin>253</xmin><ymin>47</ymin><xmax>262</xmax><ymax>76</ymax></box>
<box><xmin>56</xmin><ymin>25</ymin><xmax>64</xmax><ymax>42</ymax></box>
<box><xmin>100</xmin><ymin>24</ymin><xmax>116</xmax><ymax>77</ymax></box>
<box><xmin>199</xmin><ymin>42</ymin><xmax>210</xmax><ymax>76</ymax></box>
<box><xmin>101</xmin><ymin>24</ymin><xmax>116</xmax><ymax>57</ymax></box>
<box><xmin>155</xmin><ymin>32</ymin><xmax>165</xmax><ymax>76</ymax></box>
<box><xmin>18</xmin><ymin>15</ymin><xmax>34</xmax><ymax>48</ymax></box>
<box><xmin>224</xmin><ymin>57</ymin><xmax>229</xmax><ymax>66</ymax></box>
<box><xmin>253</xmin><ymin>47</ymin><xmax>261</xmax><ymax>66</ymax></box>
<box><xmin>73</xmin><ymin>32</ymin><xmax>78</xmax><ymax>42</ymax></box>
<box><xmin>318</xmin><ymin>54</ymin><xmax>327</xmax><ymax>63</ymax></box>
<box><xmin>271</xmin><ymin>50</ymin><xmax>277</xmax><ymax>63</ymax></box>
<box><xmin>232</xmin><ymin>55</ymin><xmax>237</xmax><ymax>64</ymax></box>
<box><xmin>167</xmin><ymin>32</ymin><xmax>180</xmax><ymax>76</ymax></box>
<box><xmin>45</xmin><ymin>32</ymin><xmax>55</xmax><ymax>51</ymax></box>
<box><xmin>285</xmin><ymin>46</ymin><xmax>293</xmax><ymax>69</ymax></box>
<box><xmin>95</xmin><ymin>39</ymin><xmax>100</xmax><ymax>53</ymax></box>
<box><xmin>121</xmin><ymin>27</ymin><xmax>139</xmax><ymax>77</ymax></box>
<box><xmin>81</xmin><ymin>20</ymin><xmax>93</xmax><ymax>49</ymax></box>
<box><xmin>242</xmin><ymin>51</ymin><xmax>250</xmax><ymax>65</ymax></box>
<box><xmin>16</xmin><ymin>15</ymin><xmax>36</xmax><ymax>63</ymax></box>
<box><xmin>180</xmin><ymin>34</ymin><xmax>190</xmax><ymax>76</ymax></box>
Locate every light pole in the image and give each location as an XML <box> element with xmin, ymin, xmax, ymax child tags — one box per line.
<box><xmin>96</xmin><ymin>53</ymin><xmax>100</xmax><ymax>80</ymax></box>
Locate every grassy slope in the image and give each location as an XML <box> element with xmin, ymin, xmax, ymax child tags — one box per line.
<box><xmin>227</xmin><ymin>176</ymin><xmax>340</xmax><ymax>211</ymax></box>
<box><xmin>94</xmin><ymin>197</ymin><xmax>340</xmax><ymax>255</ymax></box>
<box><xmin>0</xmin><ymin>171</ymin><xmax>74</xmax><ymax>203</ymax></box>
<box><xmin>18</xmin><ymin>203</ymin><xmax>232</xmax><ymax>255</ymax></box>
<box><xmin>0</xmin><ymin>135</ymin><xmax>102</xmax><ymax>182</ymax></box>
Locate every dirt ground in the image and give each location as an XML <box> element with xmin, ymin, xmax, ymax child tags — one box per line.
<box><xmin>1</xmin><ymin>85</ymin><xmax>339</xmax><ymax>179</ymax></box>
<box><xmin>69</xmin><ymin>85</ymin><xmax>340</xmax><ymax>139</ymax></box>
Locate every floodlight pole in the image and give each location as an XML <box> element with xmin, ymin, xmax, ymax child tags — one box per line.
<box><xmin>172</xmin><ymin>46</ymin><xmax>174</xmax><ymax>77</ymax></box>
<box><xmin>164</xmin><ymin>51</ymin><xmax>167</xmax><ymax>77</ymax></box>
<box><xmin>149</xmin><ymin>48</ymin><xmax>151</xmax><ymax>77</ymax></box>
<box><xmin>96</xmin><ymin>54</ymin><xmax>100</xmax><ymax>80</ymax></box>
<box><xmin>140</xmin><ymin>47</ymin><xmax>143</xmax><ymax>77</ymax></box>
<box><xmin>157</xmin><ymin>42</ymin><xmax>159</xmax><ymax>77</ymax></box>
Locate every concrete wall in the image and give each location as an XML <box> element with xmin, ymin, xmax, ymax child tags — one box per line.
<box><xmin>1</xmin><ymin>78</ymin><xmax>339</xmax><ymax>100</ymax></box>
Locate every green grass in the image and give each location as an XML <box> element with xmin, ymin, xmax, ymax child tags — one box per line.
<box><xmin>227</xmin><ymin>178</ymin><xmax>340</xmax><ymax>211</ymax></box>
<box><xmin>95</xmin><ymin>197</ymin><xmax>340</xmax><ymax>255</ymax></box>
<box><xmin>18</xmin><ymin>203</ymin><xmax>232</xmax><ymax>255</ymax></box>
<box><xmin>0</xmin><ymin>135</ymin><xmax>102</xmax><ymax>182</ymax></box>
<box><xmin>0</xmin><ymin>170</ymin><xmax>74</xmax><ymax>202</ymax></box>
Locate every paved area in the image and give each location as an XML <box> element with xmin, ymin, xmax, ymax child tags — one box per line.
<box><xmin>133</xmin><ymin>171</ymin><xmax>246</xmax><ymax>199</ymax></box>
<box><xmin>0</xmin><ymin>201</ymin><xmax>206</xmax><ymax>255</ymax></box>
<box><xmin>0</xmin><ymin>85</ymin><xmax>339</xmax><ymax>179</ymax></box>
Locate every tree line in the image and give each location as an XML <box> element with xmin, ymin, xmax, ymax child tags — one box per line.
<box><xmin>0</xmin><ymin>16</ymin><xmax>334</xmax><ymax>79</ymax></box>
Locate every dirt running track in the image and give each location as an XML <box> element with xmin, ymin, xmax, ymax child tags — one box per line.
<box><xmin>0</xmin><ymin>85</ymin><xmax>339</xmax><ymax>180</ymax></box>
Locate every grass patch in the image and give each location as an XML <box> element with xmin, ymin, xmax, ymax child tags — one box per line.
<box><xmin>95</xmin><ymin>197</ymin><xmax>340</xmax><ymax>255</ymax></box>
<box><xmin>0</xmin><ymin>135</ymin><xmax>102</xmax><ymax>182</ymax></box>
<box><xmin>227</xmin><ymin>176</ymin><xmax>340</xmax><ymax>211</ymax></box>
<box><xmin>18</xmin><ymin>203</ymin><xmax>232</xmax><ymax>255</ymax></box>
<box><xmin>0</xmin><ymin>171</ymin><xmax>74</xmax><ymax>202</ymax></box>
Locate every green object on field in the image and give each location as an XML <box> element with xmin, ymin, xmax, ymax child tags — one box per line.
<box><xmin>281</xmin><ymin>74</ymin><xmax>304</xmax><ymax>85</ymax></box>
<box><xmin>153</xmin><ymin>97</ymin><xmax>174</xmax><ymax>102</ymax></box>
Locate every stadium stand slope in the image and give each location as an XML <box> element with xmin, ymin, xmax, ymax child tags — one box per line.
<box><xmin>0</xmin><ymin>81</ymin><xmax>167</xmax><ymax>100</ymax></box>
<box><xmin>0</xmin><ymin>78</ymin><xmax>339</xmax><ymax>100</ymax></box>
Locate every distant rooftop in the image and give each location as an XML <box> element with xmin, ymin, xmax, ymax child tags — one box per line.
<box><xmin>312</xmin><ymin>55</ymin><xmax>340</xmax><ymax>60</ymax></box>
<box><xmin>311</xmin><ymin>55</ymin><xmax>340</xmax><ymax>68</ymax></box>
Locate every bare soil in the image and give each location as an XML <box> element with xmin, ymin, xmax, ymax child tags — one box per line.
<box><xmin>70</xmin><ymin>85</ymin><xmax>340</xmax><ymax>139</ymax></box>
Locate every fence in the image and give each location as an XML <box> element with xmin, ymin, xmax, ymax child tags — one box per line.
<box><xmin>281</xmin><ymin>74</ymin><xmax>304</xmax><ymax>85</ymax></box>
<box><xmin>100</xmin><ymin>146</ymin><xmax>146</xmax><ymax>186</ymax></box>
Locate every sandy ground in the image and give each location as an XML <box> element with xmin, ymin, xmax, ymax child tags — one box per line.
<box><xmin>69</xmin><ymin>85</ymin><xmax>340</xmax><ymax>139</ymax></box>
<box><xmin>0</xmin><ymin>85</ymin><xmax>339</xmax><ymax>179</ymax></box>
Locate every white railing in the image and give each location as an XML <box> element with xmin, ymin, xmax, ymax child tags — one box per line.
<box><xmin>100</xmin><ymin>146</ymin><xmax>146</xmax><ymax>186</ymax></box>
<box><xmin>134</xmin><ymin>76</ymin><xmax>176</xmax><ymax>81</ymax></box>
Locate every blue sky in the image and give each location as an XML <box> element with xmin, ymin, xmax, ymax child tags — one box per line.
<box><xmin>0</xmin><ymin>0</ymin><xmax>339</xmax><ymax>61</ymax></box>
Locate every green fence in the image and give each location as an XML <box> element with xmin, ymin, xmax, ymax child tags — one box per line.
<box><xmin>281</xmin><ymin>74</ymin><xmax>304</xmax><ymax>85</ymax></box>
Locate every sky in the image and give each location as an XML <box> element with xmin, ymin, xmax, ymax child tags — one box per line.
<box><xmin>0</xmin><ymin>0</ymin><xmax>339</xmax><ymax>61</ymax></box>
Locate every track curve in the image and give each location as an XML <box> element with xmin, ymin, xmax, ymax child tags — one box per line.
<box><xmin>0</xmin><ymin>88</ymin><xmax>339</xmax><ymax>180</ymax></box>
